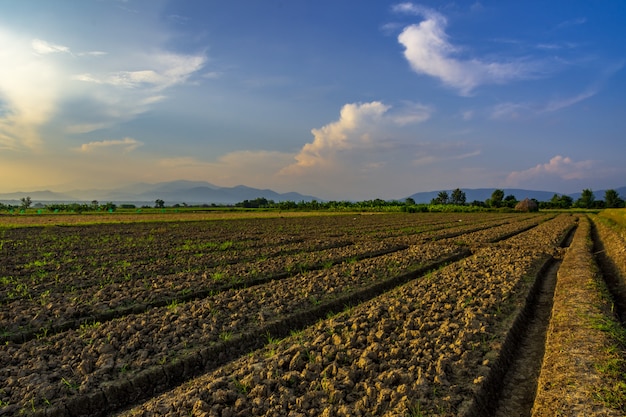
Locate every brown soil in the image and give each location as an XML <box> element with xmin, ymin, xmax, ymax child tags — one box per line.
<box><xmin>117</xmin><ymin>215</ymin><xmax>575</xmax><ymax>417</ymax></box>
<box><xmin>4</xmin><ymin>212</ymin><xmax>622</xmax><ymax>416</ymax></box>
<box><xmin>532</xmin><ymin>216</ymin><xmax>625</xmax><ymax>416</ymax></box>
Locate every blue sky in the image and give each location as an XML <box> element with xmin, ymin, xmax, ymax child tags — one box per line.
<box><xmin>1</xmin><ymin>0</ymin><xmax>624</xmax><ymax>200</ymax></box>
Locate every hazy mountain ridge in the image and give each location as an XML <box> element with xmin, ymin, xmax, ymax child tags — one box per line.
<box><xmin>0</xmin><ymin>181</ymin><xmax>320</xmax><ymax>205</ymax></box>
<box><xmin>1</xmin><ymin>182</ymin><xmax>625</xmax><ymax>206</ymax></box>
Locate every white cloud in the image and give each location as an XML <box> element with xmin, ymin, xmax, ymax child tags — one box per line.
<box><xmin>543</xmin><ymin>90</ymin><xmax>596</xmax><ymax>112</ymax></box>
<box><xmin>506</xmin><ymin>155</ymin><xmax>595</xmax><ymax>186</ymax></box>
<box><xmin>32</xmin><ymin>39</ymin><xmax>71</xmax><ymax>54</ymax></box>
<box><xmin>73</xmin><ymin>53</ymin><xmax>206</xmax><ymax>90</ymax></box>
<box><xmin>280</xmin><ymin>101</ymin><xmax>432</xmax><ymax>175</ymax></box>
<box><xmin>0</xmin><ymin>31</ymin><xmax>60</xmax><ymax>150</ymax></box>
<box><xmin>74</xmin><ymin>137</ymin><xmax>143</xmax><ymax>153</ymax></box>
<box><xmin>1</xmin><ymin>25</ymin><xmax>206</xmax><ymax>150</ymax></box>
<box><xmin>395</xmin><ymin>3</ymin><xmax>539</xmax><ymax>95</ymax></box>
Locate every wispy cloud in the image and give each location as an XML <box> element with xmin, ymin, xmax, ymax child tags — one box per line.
<box><xmin>543</xmin><ymin>90</ymin><xmax>597</xmax><ymax>112</ymax></box>
<box><xmin>32</xmin><ymin>39</ymin><xmax>71</xmax><ymax>54</ymax></box>
<box><xmin>506</xmin><ymin>155</ymin><xmax>595</xmax><ymax>185</ymax></box>
<box><xmin>412</xmin><ymin>141</ymin><xmax>481</xmax><ymax>165</ymax></box>
<box><xmin>490</xmin><ymin>88</ymin><xmax>598</xmax><ymax>119</ymax></box>
<box><xmin>73</xmin><ymin>53</ymin><xmax>206</xmax><ymax>90</ymax></box>
<box><xmin>0</xmin><ymin>31</ymin><xmax>60</xmax><ymax>150</ymax></box>
<box><xmin>74</xmin><ymin>137</ymin><xmax>143</xmax><ymax>153</ymax></box>
<box><xmin>1</xmin><ymin>25</ymin><xmax>207</xmax><ymax>150</ymax></box>
<box><xmin>394</xmin><ymin>3</ymin><xmax>541</xmax><ymax>95</ymax></box>
<box><xmin>555</xmin><ymin>17</ymin><xmax>587</xmax><ymax>30</ymax></box>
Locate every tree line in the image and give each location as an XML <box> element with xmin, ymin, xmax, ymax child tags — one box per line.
<box><xmin>1</xmin><ymin>188</ymin><xmax>623</xmax><ymax>213</ymax></box>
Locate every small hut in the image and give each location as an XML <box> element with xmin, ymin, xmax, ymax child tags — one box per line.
<box><xmin>515</xmin><ymin>198</ymin><xmax>539</xmax><ymax>212</ymax></box>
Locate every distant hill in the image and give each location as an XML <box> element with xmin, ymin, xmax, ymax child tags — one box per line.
<box><xmin>0</xmin><ymin>181</ymin><xmax>320</xmax><ymax>206</ymax></box>
<box><xmin>405</xmin><ymin>187</ymin><xmax>626</xmax><ymax>204</ymax></box>
<box><xmin>2</xmin><ymin>182</ymin><xmax>625</xmax><ymax>206</ymax></box>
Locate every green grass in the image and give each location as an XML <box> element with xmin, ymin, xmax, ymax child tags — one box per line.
<box><xmin>599</xmin><ymin>208</ymin><xmax>626</xmax><ymax>228</ymax></box>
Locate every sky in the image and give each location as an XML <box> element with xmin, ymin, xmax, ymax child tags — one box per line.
<box><xmin>1</xmin><ymin>0</ymin><xmax>625</xmax><ymax>201</ymax></box>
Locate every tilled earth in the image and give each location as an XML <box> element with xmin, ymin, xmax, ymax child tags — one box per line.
<box><xmin>3</xmin><ymin>211</ymin><xmax>621</xmax><ymax>416</ymax></box>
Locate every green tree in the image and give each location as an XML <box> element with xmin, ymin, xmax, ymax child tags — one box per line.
<box><xmin>20</xmin><ymin>196</ymin><xmax>32</xmax><ymax>210</ymax></box>
<box><xmin>504</xmin><ymin>194</ymin><xmax>518</xmax><ymax>208</ymax></box>
<box><xmin>604</xmin><ymin>189</ymin><xmax>624</xmax><ymax>208</ymax></box>
<box><xmin>576</xmin><ymin>189</ymin><xmax>595</xmax><ymax>209</ymax></box>
<box><xmin>550</xmin><ymin>194</ymin><xmax>573</xmax><ymax>209</ymax></box>
<box><xmin>487</xmin><ymin>189</ymin><xmax>505</xmax><ymax>208</ymax></box>
<box><xmin>450</xmin><ymin>188</ymin><xmax>466</xmax><ymax>205</ymax></box>
<box><xmin>431</xmin><ymin>191</ymin><xmax>449</xmax><ymax>205</ymax></box>
<box><xmin>405</xmin><ymin>197</ymin><xmax>416</xmax><ymax>206</ymax></box>
<box><xmin>155</xmin><ymin>199</ymin><xmax>165</xmax><ymax>209</ymax></box>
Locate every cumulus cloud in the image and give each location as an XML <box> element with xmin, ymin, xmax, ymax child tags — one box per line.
<box><xmin>394</xmin><ymin>3</ymin><xmax>539</xmax><ymax>95</ymax></box>
<box><xmin>75</xmin><ymin>137</ymin><xmax>143</xmax><ymax>153</ymax></box>
<box><xmin>280</xmin><ymin>101</ymin><xmax>432</xmax><ymax>175</ymax></box>
<box><xmin>506</xmin><ymin>155</ymin><xmax>595</xmax><ymax>185</ymax></box>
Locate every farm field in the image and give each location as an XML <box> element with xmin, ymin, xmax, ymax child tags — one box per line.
<box><xmin>1</xmin><ymin>211</ymin><xmax>624</xmax><ymax>416</ymax></box>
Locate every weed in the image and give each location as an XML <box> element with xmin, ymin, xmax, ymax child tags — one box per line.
<box><xmin>61</xmin><ymin>377</ymin><xmax>79</xmax><ymax>391</ymax></box>
<box><xmin>35</xmin><ymin>327</ymin><xmax>49</xmax><ymax>339</ymax></box>
<box><xmin>39</xmin><ymin>289</ymin><xmax>51</xmax><ymax>306</ymax></box>
<box><xmin>232</xmin><ymin>378</ymin><xmax>249</xmax><ymax>394</ymax></box>
<box><xmin>219</xmin><ymin>331</ymin><xmax>232</xmax><ymax>341</ymax></box>
<box><xmin>406</xmin><ymin>401</ymin><xmax>424</xmax><ymax>417</ymax></box>
<box><xmin>309</xmin><ymin>296</ymin><xmax>321</xmax><ymax>306</ymax></box>
<box><xmin>210</xmin><ymin>272</ymin><xmax>225</xmax><ymax>282</ymax></box>
<box><xmin>266</xmin><ymin>332</ymin><xmax>280</xmax><ymax>345</ymax></box>
<box><xmin>78</xmin><ymin>321</ymin><xmax>100</xmax><ymax>337</ymax></box>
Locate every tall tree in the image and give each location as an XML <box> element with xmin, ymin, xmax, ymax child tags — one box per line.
<box><xmin>433</xmin><ymin>191</ymin><xmax>449</xmax><ymax>205</ymax></box>
<box><xmin>451</xmin><ymin>188</ymin><xmax>466</xmax><ymax>205</ymax></box>
<box><xmin>604</xmin><ymin>189</ymin><xmax>624</xmax><ymax>208</ymax></box>
<box><xmin>577</xmin><ymin>189</ymin><xmax>595</xmax><ymax>209</ymax></box>
<box><xmin>488</xmin><ymin>189</ymin><xmax>504</xmax><ymax>208</ymax></box>
<box><xmin>20</xmin><ymin>196</ymin><xmax>32</xmax><ymax>210</ymax></box>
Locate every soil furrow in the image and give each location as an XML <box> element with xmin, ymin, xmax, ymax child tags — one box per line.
<box><xmin>0</xmin><ymin>212</ymin><xmax>570</xmax><ymax>416</ymax></box>
<box><xmin>30</xmin><ymin>252</ymin><xmax>471</xmax><ymax>417</ymax></box>
<box><xmin>1</xmin><ymin>215</ymin><xmax>542</xmax><ymax>344</ymax></box>
<box><xmin>589</xmin><ymin>216</ymin><xmax>626</xmax><ymax>323</ymax></box>
<box><xmin>117</xmin><ymin>215</ymin><xmax>575</xmax><ymax>417</ymax></box>
<box><xmin>0</xmin><ymin>243</ymin><xmax>408</xmax><ymax>345</ymax></box>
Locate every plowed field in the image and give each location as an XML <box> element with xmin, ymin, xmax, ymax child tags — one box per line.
<box><xmin>1</xmin><ymin>211</ymin><xmax>624</xmax><ymax>416</ymax></box>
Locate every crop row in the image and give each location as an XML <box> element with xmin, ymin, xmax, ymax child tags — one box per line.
<box><xmin>0</xmin><ymin>213</ymin><xmax>570</xmax><ymax>415</ymax></box>
<box><xmin>119</xmin><ymin>214</ymin><xmax>577</xmax><ymax>417</ymax></box>
<box><xmin>0</xmin><ymin>214</ymin><xmax>543</xmax><ymax>343</ymax></box>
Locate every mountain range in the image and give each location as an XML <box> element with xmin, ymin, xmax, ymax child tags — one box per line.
<box><xmin>1</xmin><ymin>181</ymin><xmax>624</xmax><ymax>206</ymax></box>
<box><xmin>0</xmin><ymin>181</ymin><xmax>319</xmax><ymax>206</ymax></box>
